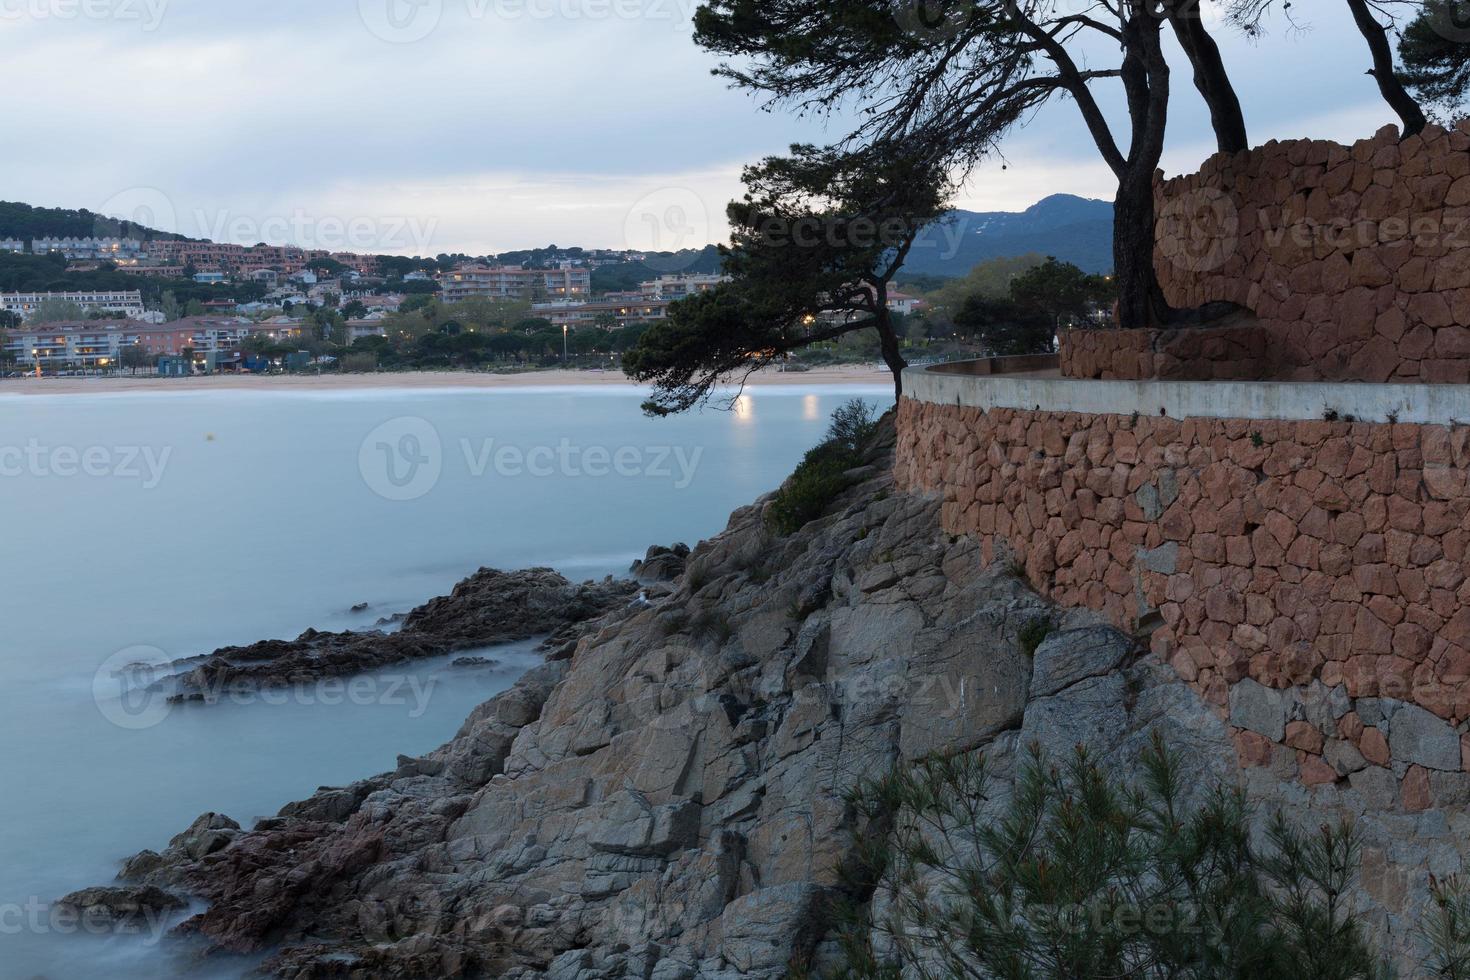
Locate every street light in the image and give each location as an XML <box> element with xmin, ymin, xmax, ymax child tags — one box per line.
<box><xmin>563</xmin><ymin>324</ymin><xmax>569</xmax><ymax>365</ymax></box>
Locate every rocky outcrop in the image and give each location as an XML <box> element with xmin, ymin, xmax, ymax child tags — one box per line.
<box><xmin>56</xmin><ymin>885</ymin><xmax>186</xmax><ymax>923</ymax></box>
<box><xmin>168</xmin><ymin>568</ymin><xmax>638</xmax><ymax>703</ymax></box>
<box><xmin>96</xmin><ymin>421</ymin><xmax>1466</xmax><ymax>977</ymax></box>
<box><xmin>631</xmin><ymin>544</ymin><xmax>691</xmax><ymax>584</ymax></box>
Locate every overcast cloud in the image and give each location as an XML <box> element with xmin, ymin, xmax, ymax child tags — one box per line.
<box><xmin>0</xmin><ymin>0</ymin><xmax>1400</xmax><ymax>256</ymax></box>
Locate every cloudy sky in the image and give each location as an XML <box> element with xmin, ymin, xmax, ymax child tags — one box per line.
<box><xmin>3</xmin><ymin>0</ymin><xmax>1401</xmax><ymax>256</ymax></box>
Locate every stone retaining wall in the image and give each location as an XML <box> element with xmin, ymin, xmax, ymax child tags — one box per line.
<box><xmin>1059</xmin><ymin>325</ymin><xmax>1270</xmax><ymax>381</ymax></box>
<box><xmin>897</xmin><ymin>395</ymin><xmax>1470</xmax><ymax>805</ymax></box>
<box><xmin>1089</xmin><ymin>123</ymin><xmax>1470</xmax><ymax>383</ymax></box>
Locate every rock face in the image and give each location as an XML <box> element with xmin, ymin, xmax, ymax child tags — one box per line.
<box><xmin>168</xmin><ymin>568</ymin><xmax>638</xmax><ymax>702</ymax></box>
<box><xmin>101</xmin><ymin>423</ymin><xmax>1466</xmax><ymax>977</ymax></box>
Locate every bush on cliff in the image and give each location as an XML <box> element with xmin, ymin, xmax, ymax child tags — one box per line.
<box><xmin>824</xmin><ymin>733</ymin><xmax>1426</xmax><ymax>979</ymax></box>
<box><xmin>767</xmin><ymin>400</ymin><xmax>878</xmax><ymax>536</ymax></box>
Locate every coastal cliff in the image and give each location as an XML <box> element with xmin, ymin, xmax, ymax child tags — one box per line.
<box><xmin>95</xmin><ymin>417</ymin><xmax>1466</xmax><ymax>977</ymax></box>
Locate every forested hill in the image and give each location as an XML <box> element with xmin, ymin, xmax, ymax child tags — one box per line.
<box><xmin>906</xmin><ymin>194</ymin><xmax>1115</xmax><ymax>276</ymax></box>
<box><xmin>0</xmin><ymin>201</ymin><xmax>192</xmax><ymax>244</ymax></box>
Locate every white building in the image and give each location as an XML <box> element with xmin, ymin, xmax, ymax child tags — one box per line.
<box><xmin>31</xmin><ymin>237</ymin><xmax>146</xmax><ymax>261</ymax></box>
<box><xmin>0</xmin><ymin>239</ymin><xmax>24</xmax><ymax>254</ymax></box>
<box><xmin>2</xmin><ymin>322</ymin><xmax>141</xmax><ymax>367</ymax></box>
<box><xmin>1</xmin><ymin>289</ymin><xmax>146</xmax><ymax>321</ymax></box>
<box><xmin>639</xmin><ymin>273</ymin><xmax>729</xmax><ymax>301</ymax></box>
<box><xmin>439</xmin><ymin>265</ymin><xmax>590</xmax><ymax>302</ymax></box>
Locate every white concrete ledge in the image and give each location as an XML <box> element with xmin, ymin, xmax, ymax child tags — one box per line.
<box><xmin>902</xmin><ymin>363</ymin><xmax>1470</xmax><ymax>425</ymax></box>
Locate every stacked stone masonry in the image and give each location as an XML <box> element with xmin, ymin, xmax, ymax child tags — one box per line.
<box><xmin>1060</xmin><ymin>324</ymin><xmax>1271</xmax><ymax>381</ymax></box>
<box><xmin>897</xmin><ymin>397</ymin><xmax>1470</xmax><ymax>805</ymax></box>
<box><xmin>1063</xmin><ymin>122</ymin><xmax>1470</xmax><ymax>382</ymax></box>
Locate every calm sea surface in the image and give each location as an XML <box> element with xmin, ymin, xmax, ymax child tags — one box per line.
<box><xmin>0</xmin><ymin>383</ymin><xmax>885</xmax><ymax>978</ymax></box>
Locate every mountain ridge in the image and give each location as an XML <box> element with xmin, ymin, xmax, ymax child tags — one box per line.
<box><xmin>909</xmin><ymin>192</ymin><xmax>1115</xmax><ymax>276</ymax></box>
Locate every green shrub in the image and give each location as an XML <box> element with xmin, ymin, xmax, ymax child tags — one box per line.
<box><xmin>1017</xmin><ymin>616</ymin><xmax>1053</xmax><ymax>658</ymax></box>
<box><xmin>767</xmin><ymin>400</ymin><xmax>879</xmax><ymax>536</ymax></box>
<box><xmin>825</xmin><ymin>399</ymin><xmax>878</xmax><ymax>455</ymax></box>
<box><xmin>828</xmin><ymin>733</ymin><xmax>1411</xmax><ymax>979</ymax></box>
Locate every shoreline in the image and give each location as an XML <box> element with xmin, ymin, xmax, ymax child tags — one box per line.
<box><xmin>0</xmin><ymin>365</ymin><xmax>895</xmax><ymax>397</ymax></box>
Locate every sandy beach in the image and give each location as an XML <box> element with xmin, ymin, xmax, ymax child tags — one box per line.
<box><xmin>0</xmin><ymin>364</ymin><xmax>895</xmax><ymax>396</ymax></box>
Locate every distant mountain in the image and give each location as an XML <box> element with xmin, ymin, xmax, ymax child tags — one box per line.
<box><xmin>0</xmin><ymin>201</ymin><xmax>192</xmax><ymax>244</ymax></box>
<box><xmin>905</xmin><ymin>194</ymin><xmax>1114</xmax><ymax>277</ymax></box>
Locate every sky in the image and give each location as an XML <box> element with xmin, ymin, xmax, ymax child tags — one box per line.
<box><xmin>1</xmin><ymin>0</ymin><xmax>1404</xmax><ymax>257</ymax></box>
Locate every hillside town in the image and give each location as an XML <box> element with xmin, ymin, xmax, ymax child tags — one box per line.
<box><xmin>0</xmin><ymin>233</ymin><xmax>939</xmax><ymax>376</ymax></box>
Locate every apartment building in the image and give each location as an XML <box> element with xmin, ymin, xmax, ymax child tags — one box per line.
<box><xmin>440</xmin><ymin>265</ymin><xmax>590</xmax><ymax>303</ymax></box>
<box><xmin>331</xmin><ymin>252</ymin><xmax>381</xmax><ymax>277</ymax></box>
<box><xmin>2</xmin><ymin>318</ymin><xmax>290</xmax><ymax>366</ymax></box>
<box><xmin>0</xmin><ymin>239</ymin><xmax>24</xmax><ymax>253</ymax></box>
<box><xmin>1</xmin><ymin>289</ymin><xmax>146</xmax><ymax>320</ymax></box>
<box><xmin>145</xmin><ymin>241</ymin><xmax>333</xmax><ymax>275</ymax></box>
<box><xmin>31</xmin><ymin>237</ymin><xmax>146</xmax><ymax>261</ymax></box>
<box><xmin>3</xmin><ymin>321</ymin><xmax>142</xmax><ymax>367</ymax></box>
<box><xmin>531</xmin><ymin>297</ymin><xmax>671</xmax><ymax>329</ymax></box>
<box><xmin>638</xmin><ymin>273</ymin><xmax>729</xmax><ymax>300</ymax></box>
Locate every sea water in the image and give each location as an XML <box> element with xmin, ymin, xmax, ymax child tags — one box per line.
<box><xmin>0</xmin><ymin>383</ymin><xmax>885</xmax><ymax>978</ymax></box>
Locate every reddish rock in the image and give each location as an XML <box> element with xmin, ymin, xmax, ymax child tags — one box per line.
<box><xmin>1360</xmin><ymin>726</ymin><xmax>1391</xmax><ymax>766</ymax></box>
<box><xmin>1233</xmin><ymin>728</ymin><xmax>1275</xmax><ymax>767</ymax></box>
<box><xmin>1284</xmin><ymin>720</ymin><xmax>1325</xmax><ymax>754</ymax></box>
<box><xmin>1300</xmin><ymin>754</ymin><xmax>1339</xmax><ymax>786</ymax></box>
<box><xmin>1402</xmin><ymin>764</ymin><xmax>1432</xmax><ymax>811</ymax></box>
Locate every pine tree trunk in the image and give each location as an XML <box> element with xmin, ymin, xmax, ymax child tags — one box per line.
<box><xmin>1167</xmin><ymin>8</ymin><xmax>1249</xmax><ymax>153</ymax></box>
<box><xmin>1344</xmin><ymin>0</ymin><xmax>1427</xmax><ymax>138</ymax></box>
<box><xmin>874</xmin><ymin>310</ymin><xmax>907</xmax><ymax>401</ymax></box>
<box><xmin>1113</xmin><ymin>170</ymin><xmax>1167</xmax><ymax>330</ymax></box>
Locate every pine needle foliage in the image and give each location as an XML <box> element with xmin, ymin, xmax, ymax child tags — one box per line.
<box><xmin>824</xmin><ymin>733</ymin><xmax>1404</xmax><ymax>980</ymax></box>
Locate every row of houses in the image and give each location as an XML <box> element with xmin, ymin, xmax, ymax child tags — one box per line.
<box><xmin>0</xmin><ymin>235</ymin><xmax>385</xmax><ymax>277</ymax></box>
<box><xmin>526</xmin><ymin>276</ymin><xmax>924</xmax><ymax>329</ymax></box>
<box><xmin>0</xmin><ymin>317</ymin><xmax>310</xmax><ymax>368</ymax></box>
<box><xmin>1</xmin><ymin>289</ymin><xmax>147</xmax><ymax>320</ymax></box>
